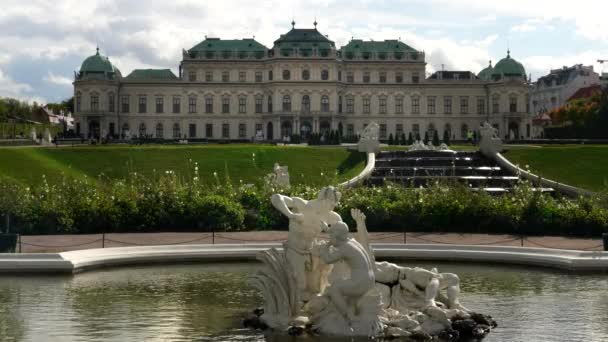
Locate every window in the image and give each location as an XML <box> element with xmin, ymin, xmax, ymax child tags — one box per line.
<box><xmin>346</xmin><ymin>72</ymin><xmax>354</xmax><ymax>83</ymax></box>
<box><xmin>138</xmin><ymin>96</ymin><xmax>147</xmax><ymax>113</ymax></box>
<box><xmin>444</xmin><ymin>124</ymin><xmax>452</xmax><ymax>139</ymax></box>
<box><xmin>338</xmin><ymin>96</ymin><xmax>343</xmax><ymax>113</ymax></box>
<box><xmin>155</xmin><ymin>97</ymin><xmax>163</xmax><ymax>113</ymax></box>
<box><xmin>205</xmin><ymin>97</ymin><xmax>213</xmax><ymax>113</ymax></box>
<box><xmin>412</xmin><ymin>124</ymin><xmax>420</xmax><ymax>139</ymax></box>
<box><xmin>172</xmin><ymin>97</ymin><xmax>180</xmax><ymax>113</ymax></box>
<box><xmin>509</xmin><ymin>96</ymin><xmax>518</xmax><ymax>113</ymax></box>
<box><xmin>412</xmin><ymin>72</ymin><xmax>420</xmax><ymax>83</ymax></box>
<box><xmin>282</xmin><ymin>69</ymin><xmax>290</xmax><ymax>80</ymax></box>
<box><xmin>321</xmin><ymin>70</ymin><xmax>329</xmax><ymax>80</ymax></box>
<box><xmin>379</xmin><ymin>124</ymin><xmax>387</xmax><ymax>139</ymax></box>
<box><xmin>412</xmin><ymin>96</ymin><xmax>420</xmax><ymax>114</ymax></box>
<box><xmin>267</xmin><ymin>96</ymin><xmax>273</xmax><ymax>112</ymax></box>
<box><xmin>443</xmin><ymin>96</ymin><xmax>452</xmax><ymax>114</ymax></box>
<box><xmin>347</xmin><ymin>124</ymin><xmax>354</xmax><ymax>137</ymax></box>
<box><xmin>255</xmin><ymin>123</ymin><xmax>263</xmax><ymax>136</ymax></box>
<box><xmin>255</xmin><ymin>96</ymin><xmax>263</xmax><ymax>113</ymax></box>
<box><xmin>282</xmin><ymin>95</ymin><xmax>291</xmax><ymax>111</ymax></box>
<box><xmin>239</xmin><ymin>71</ymin><xmax>246</xmax><ymax>82</ymax></box>
<box><xmin>173</xmin><ymin>123</ymin><xmax>181</xmax><ymax>138</ymax></box>
<box><xmin>476</xmin><ymin>97</ymin><xmax>485</xmax><ymax>115</ymax></box>
<box><xmin>363</xmin><ymin>71</ymin><xmax>370</xmax><ymax>83</ymax></box>
<box><xmin>461</xmin><ymin>124</ymin><xmax>469</xmax><ymax>139</ymax></box>
<box><xmin>362</xmin><ymin>97</ymin><xmax>371</xmax><ymax>114</ymax></box>
<box><xmin>222</xmin><ymin>71</ymin><xmax>229</xmax><ymax>82</ymax></box>
<box><xmin>379</xmin><ymin>97</ymin><xmax>387</xmax><ymax>114</ymax></box>
<box><xmin>188</xmin><ymin>97</ymin><xmax>196</xmax><ymax>113</ymax></box>
<box><xmin>395</xmin><ymin>97</ymin><xmax>403</xmax><ymax>114</ymax></box>
<box><xmin>427</xmin><ymin>123</ymin><xmax>436</xmax><ymax>139</ymax></box>
<box><xmin>239</xmin><ymin>96</ymin><xmax>247</xmax><ymax>113</ymax></box>
<box><xmin>346</xmin><ymin>96</ymin><xmax>354</xmax><ymax>113</ymax></box>
<box><xmin>239</xmin><ymin>123</ymin><xmax>246</xmax><ymax>138</ymax></box>
<box><xmin>222</xmin><ymin>123</ymin><xmax>230</xmax><ymax>138</ymax></box>
<box><xmin>206</xmin><ymin>124</ymin><xmax>213</xmax><ymax>138</ymax></box>
<box><xmin>189</xmin><ymin>71</ymin><xmax>196</xmax><ymax>82</ymax></box>
<box><xmin>268</xmin><ymin>70</ymin><xmax>273</xmax><ymax>81</ymax></box>
<box><xmin>301</xmin><ymin>95</ymin><xmax>310</xmax><ymax>112</ymax></box>
<box><xmin>321</xmin><ymin>95</ymin><xmax>329</xmax><ymax>112</ymax></box>
<box><xmin>222</xmin><ymin>96</ymin><xmax>230</xmax><ymax>113</ymax></box>
<box><xmin>90</xmin><ymin>94</ymin><xmax>99</xmax><ymax>111</ymax></box>
<box><xmin>255</xmin><ymin>71</ymin><xmax>262</xmax><ymax>82</ymax></box>
<box><xmin>379</xmin><ymin>72</ymin><xmax>387</xmax><ymax>83</ymax></box>
<box><xmin>121</xmin><ymin>95</ymin><xmax>129</xmax><ymax>113</ymax></box>
<box><xmin>396</xmin><ymin>124</ymin><xmax>403</xmax><ymax>137</ymax></box>
<box><xmin>460</xmin><ymin>97</ymin><xmax>469</xmax><ymax>114</ymax></box>
<box><xmin>139</xmin><ymin>122</ymin><xmax>146</xmax><ymax>137</ymax></box>
<box><xmin>155</xmin><ymin>123</ymin><xmax>163</xmax><ymax>138</ymax></box>
<box><xmin>427</xmin><ymin>96</ymin><xmax>436</xmax><ymax>114</ymax></box>
<box><xmin>395</xmin><ymin>72</ymin><xmax>403</xmax><ymax>83</ymax></box>
<box><xmin>302</xmin><ymin>69</ymin><xmax>310</xmax><ymax>80</ymax></box>
<box><xmin>205</xmin><ymin>71</ymin><xmax>213</xmax><ymax>82</ymax></box>
<box><xmin>492</xmin><ymin>95</ymin><xmax>500</xmax><ymax>113</ymax></box>
<box><xmin>338</xmin><ymin>71</ymin><xmax>342</xmax><ymax>81</ymax></box>
<box><xmin>76</xmin><ymin>92</ymin><xmax>82</xmax><ymax>112</ymax></box>
<box><xmin>108</xmin><ymin>93</ymin><xmax>115</xmax><ymax>112</ymax></box>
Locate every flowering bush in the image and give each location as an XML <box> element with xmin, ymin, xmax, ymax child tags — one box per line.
<box><xmin>0</xmin><ymin>173</ymin><xmax>606</xmax><ymax>237</ymax></box>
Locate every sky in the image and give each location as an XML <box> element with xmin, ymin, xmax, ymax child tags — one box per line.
<box><xmin>1</xmin><ymin>0</ymin><xmax>607</xmax><ymax>104</ymax></box>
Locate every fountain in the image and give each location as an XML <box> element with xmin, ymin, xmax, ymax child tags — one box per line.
<box><xmin>248</xmin><ymin>186</ymin><xmax>496</xmax><ymax>340</ymax></box>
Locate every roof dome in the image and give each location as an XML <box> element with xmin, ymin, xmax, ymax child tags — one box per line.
<box><xmin>492</xmin><ymin>50</ymin><xmax>526</xmax><ymax>78</ymax></box>
<box><xmin>478</xmin><ymin>60</ymin><xmax>494</xmax><ymax>81</ymax></box>
<box><xmin>77</xmin><ymin>48</ymin><xmax>120</xmax><ymax>81</ymax></box>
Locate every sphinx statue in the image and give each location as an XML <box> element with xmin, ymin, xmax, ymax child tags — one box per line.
<box><xmin>250</xmin><ymin>190</ymin><xmax>496</xmax><ymax>339</ymax></box>
<box><xmin>357</xmin><ymin>122</ymin><xmax>380</xmax><ymax>153</ymax></box>
<box><xmin>479</xmin><ymin>122</ymin><xmax>503</xmax><ymax>156</ymax></box>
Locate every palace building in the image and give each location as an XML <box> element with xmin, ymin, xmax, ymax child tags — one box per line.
<box><xmin>73</xmin><ymin>21</ymin><xmax>533</xmax><ymax>142</ymax></box>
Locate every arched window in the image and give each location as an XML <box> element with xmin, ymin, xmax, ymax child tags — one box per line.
<box><xmin>155</xmin><ymin>123</ymin><xmax>164</xmax><ymax>138</ymax></box>
<box><xmin>268</xmin><ymin>95</ymin><xmax>273</xmax><ymax>113</ymax></box>
<box><xmin>282</xmin><ymin>69</ymin><xmax>290</xmax><ymax>80</ymax></box>
<box><xmin>302</xmin><ymin>69</ymin><xmax>310</xmax><ymax>80</ymax></box>
<box><xmin>461</xmin><ymin>124</ymin><xmax>469</xmax><ymax>139</ymax></box>
<box><xmin>321</xmin><ymin>70</ymin><xmax>329</xmax><ymax>80</ymax></box>
<box><xmin>108</xmin><ymin>92</ymin><xmax>115</xmax><ymax>112</ymax></box>
<box><xmin>282</xmin><ymin>95</ymin><xmax>291</xmax><ymax>112</ymax></box>
<box><xmin>138</xmin><ymin>122</ymin><xmax>146</xmax><ymax>137</ymax></box>
<box><xmin>321</xmin><ymin>95</ymin><xmax>329</xmax><ymax>112</ymax></box>
<box><xmin>301</xmin><ymin>95</ymin><xmax>310</xmax><ymax>112</ymax></box>
<box><xmin>173</xmin><ymin>123</ymin><xmax>181</xmax><ymax>138</ymax></box>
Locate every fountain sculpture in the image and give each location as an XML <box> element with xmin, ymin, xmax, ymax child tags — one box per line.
<box><xmin>249</xmin><ymin>186</ymin><xmax>496</xmax><ymax>340</ymax></box>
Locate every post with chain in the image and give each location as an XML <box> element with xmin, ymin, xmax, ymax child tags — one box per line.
<box><xmin>18</xmin><ymin>234</ymin><xmax>21</xmax><ymax>253</ymax></box>
<box><xmin>102</xmin><ymin>233</ymin><xmax>105</xmax><ymax>248</ymax></box>
<box><xmin>603</xmin><ymin>233</ymin><xmax>608</xmax><ymax>251</ymax></box>
<box><xmin>521</xmin><ymin>235</ymin><xmax>524</xmax><ymax>247</ymax></box>
<box><xmin>403</xmin><ymin>230</ymin><xmax>407</xmax><ymax>244</ymax></box>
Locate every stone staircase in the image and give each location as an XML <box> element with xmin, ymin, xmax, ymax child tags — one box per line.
<box><xmin>368</xmin><ymin>150</ymin><xmax>554</xmax><ymax>194</ymax></box>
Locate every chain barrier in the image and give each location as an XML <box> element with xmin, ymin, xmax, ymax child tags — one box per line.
<box><xmin>411</xmin><ymin>234</ymin><xmax>523</xmax><ymax>246</ymax></box>
<box><xmin>369</xmin><ymin>233</ymin><xmax>405</xmax><ymax>242</ymax></box>
<box><xmin>582</xmin><ymin>244</ymin><xmax>604</xmax><ymax>251</ymax></box>
<box><xmin>104</xmin><ymin>234</ymin><xmax>213</xmax><ymax>246</ymax></box>
<box><xmin>19</xmin><ymin>238</ymin><xmax>104</xmax><ymax>249</ymax></box>
<box><xmin>213</xmin><ymin>233</ymin><xmax>287</xmax><ymax>243</ymax></box>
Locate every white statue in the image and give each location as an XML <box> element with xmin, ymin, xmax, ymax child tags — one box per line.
<box><xmin>358</xmin><ymin>122</ymin><xmax>380</xmax><ymax>153</ymax></box>
<box><xmin>251</xmin><ymin>190</ymin><xmax>494</xmax><ymax>339</ymax></box>
<box><xmin>42</xmin><ymin>127</ymin><xmax>52</xmax><ymax>145</ymax></box>
<box><xmin>30</xmin><ymin>127</ymin><xmax>37</xmax><ymax>142</ymax></box>
<box><xmin>479</xmin><ymin>122</ymin><xmax>503</xmax><ymax>156</ymax></box>
<box><xmin>266</xmin><ymin>163</ymin><xmax>290</xmax><ymax>189</ymax></box>
<box><xmin>270</xmin><ymin>186</ymin><xmax>341</xmax><ymax>301</ymax></box>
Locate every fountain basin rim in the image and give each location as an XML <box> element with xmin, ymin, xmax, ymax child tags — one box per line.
<box><xmin>0</xmin><ymin>243</ymin><xmax>606</xmax><ymax>274</ymax></box>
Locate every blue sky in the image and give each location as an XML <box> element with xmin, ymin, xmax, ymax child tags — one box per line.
<box><xmin>1</xmin><ymin>0</ymin><xmax>607</xmax><ymax>104</ymax></box>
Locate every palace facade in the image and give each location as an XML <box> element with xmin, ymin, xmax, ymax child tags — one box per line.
<box><xmin>73</xmin><ymin>22</ymin><xmax>533</xmax><ymax>142</ymax></box>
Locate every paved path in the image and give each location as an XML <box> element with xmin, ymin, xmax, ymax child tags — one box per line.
<box><xmin>16</xmin><ymin>231</ymin><xmax>604</xmax><ymax>253</ymax></box>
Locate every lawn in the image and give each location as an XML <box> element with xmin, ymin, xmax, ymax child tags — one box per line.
<box><xmin>505</xmin><ymin>144</ymin><xmax>608</xmax><ymax>191</ymax></box>
<box><xmin>0</xmin><ymin>144</ymin><xmax>366</xmax><ymax>186</ymax></box>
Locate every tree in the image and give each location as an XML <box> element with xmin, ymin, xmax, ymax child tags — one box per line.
<box><xmin>442</xmin><ymin>130</ymin><xmax>451</xmax><ymax>146</ymax></box>
<box><xmin>407</xmin><ymin>132</ymin><xmax>413</xmax><ymax>145</ymax></box>
<box><xmin>388</xmin><ymin>133</ymin><xmax>394</xmax><ymax>145</ymax></box>
<box><xmin>432</xmin><ymin>130</ymin><xmax>440</xmax><ymax>146</ymax></box>
<box><xmin>423</xmin><ymin>131</ymin><xmax>429</xmax><ymax>144</ymax></box>
<box><xmin>400</xmin><ymin>133</ymin><xmax>406</xmax><ymax>145</ymax></box>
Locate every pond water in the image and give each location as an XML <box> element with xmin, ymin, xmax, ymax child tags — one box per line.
<box><xmin>0</xmin><ymin>262</ymin><xmax>606</xmax><ymax>342</ymax></box>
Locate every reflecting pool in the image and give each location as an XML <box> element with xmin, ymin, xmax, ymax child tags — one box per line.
<box><xmin>0</xmin><ymin>262</ymin><xmax>606</xmax><ymax>341</ymax></box>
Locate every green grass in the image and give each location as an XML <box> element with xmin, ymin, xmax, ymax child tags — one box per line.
<box><xmin>0</xmin><ymin>144</ymin><xmax>366</xmax><ymax>186</ymax></box>
<box><xmin>505</xmin><ymin>145</ymin><xmax>608</xmax><ymax>191</ymax></box>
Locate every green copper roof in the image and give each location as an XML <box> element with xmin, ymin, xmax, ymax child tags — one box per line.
<box><xmin>273</xmin><ymin>28</ymin><xmax>335</xmax><ymax>52</ymax></box>
<box><xmin>478</xmin><ymin>61</ymin><xmax>494</xmax><ymax>81</ymax></box>
<box><xmin>492</xmin><ymin>51</ymin><xmax>526</xmax><ymax>78</ymax></box>
<box><xmin>80</xmin><ymin>49</ymin><xmax>116</xmax><ymax>73</ymax></box>
<box><xmin>188</xmin><ymin>38</ymin><xmax>268</xmax><ymax>58</ymax></box>
<box><xmin>340</xmin><ymin>40</ymin><xmax>419</xmax><ymax>60</ymax></box>
<box><xmin>124</xmin><ymin>69</ymin><xmax>178</xmax><ymax>81</ymax></box>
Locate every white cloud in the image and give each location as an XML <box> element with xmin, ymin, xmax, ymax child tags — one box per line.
<box><xmin>511</xmin><ymin>23</ymin><xmax>536</xmax><ymax>33</ymax></box>
<box><xmin>0</xmin><ymin>68</ymin><xmax>41</xmax><ymax>102</ymax></box>
<box><xmin>521</xmin><ymin>50</ymin><xmax>608</xmax><ymax>80</ymax></box>
<box><xmin>43</xmin><ymin>72</ymin><xmax>72</xmax><ymax>87</ymax></box>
